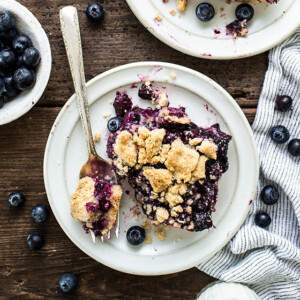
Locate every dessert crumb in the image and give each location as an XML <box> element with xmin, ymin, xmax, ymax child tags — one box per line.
<box><xmin>171</xmin><ymin>72</ymin><xmax>176</xmax><ymax>79</ymax></box>
<box><xmin>169</xmin><ymin>10</ymin><xmax>176</xmax><ymax>16</ymax></box>
<box><xmin>142</xmin><ymin>220</ymin><xmax>151</xmax><ymax>231</ymax></box>
<box><xmin>103</xmin><ymin>112</ymin><xmax>111</xmax><ymax>119</ymax></box>
<box><xmin>109</xmin><ymin>99</ymin><xmax>113</xmax><ymax>104</ymax></box>
<box><xmin>164</xmin><ymin>76</ymin><xmax>169</xmax><ymax>82</ymax></box>
<box><xmin>146</xmin><ymin>236</ymin><xmax>152</xmax><ymax>244</ymax></box>
<box><xmin>145</xmin><ymin>81</ymin><xmax>151</xmax><ymax>87</ymax></box>
<box><xmin>164</xmin><ymin>225</ymin><xmax>170</xmax><ymax>231</ymax></box>
<box><xmin>94</xmin><ymin>131</ymin><xmax>101</xmax><ymax>142</ymax></box>
<box><xmin>155</xmin><ymin>12</ymin><xmax>163</xmax><ymax>21</ymax></box>
<box><xmin>155</xmin><ymin>228</ymin><xmax>165</xmax><ymax>240</ymax></box>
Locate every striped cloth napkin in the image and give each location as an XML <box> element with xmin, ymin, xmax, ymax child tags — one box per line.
<box><xmin>198</xmin><ymin>29</ymin><xmax>300</xmax><ymax>300</ymax></box>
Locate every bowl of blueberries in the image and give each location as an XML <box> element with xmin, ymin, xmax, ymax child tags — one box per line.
<box><xmin>0</xmin><ymin>0</ymin><xmax>51</xmax><ymax>125</ymax></box>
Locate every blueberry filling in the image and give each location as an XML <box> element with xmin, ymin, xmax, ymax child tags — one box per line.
<box><xmin>107</xmin><ymin>87</ymin><xmax>231</xmax><ymax>232</ymax></box>
<box><xmin>83</xmin><ymin>179</ymin><xmax>113</xmax><ymax>236</ymax></box>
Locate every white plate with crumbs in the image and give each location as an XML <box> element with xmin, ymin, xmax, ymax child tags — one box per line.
<box><xmin>44</xmin><ymin>62</ymin><xmax>258</xmax><ymax>275</ymax></box>
<box><xmin>126</xmin><ymin>0</ymin><xmax>300</xmax><ymax>59</ymax></box>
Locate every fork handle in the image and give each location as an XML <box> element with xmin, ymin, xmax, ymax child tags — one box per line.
<box><xmin>60</xmin><ymin>6</ymin><xmax>96</xmax><ymax>157</ymax></box>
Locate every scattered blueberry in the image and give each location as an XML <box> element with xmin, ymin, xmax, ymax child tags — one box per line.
<box><xmin>0</xmin><ymin>49</ymin><xmax>16</xmax><ymax>69</ymax></box>
<box><xmin>8</xmin><ymin>191</ymin><xmax>25</xmax><ymax>207</ymax></box>
<box><xmin>13</xmin><ymin>67</ymin><xmax>36</xmax><ymax>90</ymax></box>
<box><xmin>27</xmin><ymin>232</ymin><xmax>44</xmax><ymax>250</ymax></box>
<box><xmin>12</xmin><ymin>34</ymin><xmax>33</xmax><ymax>54</ymax></box>
<box><xmin>107</xmin><ymin>117</ymin><xmax>122</xmax><ymax>132</ymax></box>
<box><xmin>196</xmin><ymin>3</ymin><xmax>215</xmax><ymax>22</ymax></box>
<box><xmin>0</xmin><ymin>11</ymin><xmax>15</xmax><ymax>32</ymax></box>
<box><xmin>255</xmin><ymin>212</ymin><xmax>271</xmax><ymax>228</ymax></box>
<box><xmin>86</xmin><ymin>3</ymin><xmax>105</xmax><ymax>22</ymax></box>
<box><xmin>4</xmin><ymin>76</ymin><xmax>20</xmax><ymax>98</ymax></box>
<box><xmin>260</xmin><ymin>185</ymin><xmax>279</xmax><ymax>205</ymax></box>
<box><xmin>275</xmin><ymin>95</ymin><xmax>293</xmax><ymax>112</ymax></box>
<box><xmin>126</xmin><ymin>226</ymin><xmax>146</xmax><ymax>245</ymax></box>
<box><xmin>235</xmin><ymin>4</ymin><xmax>254</xmax><ymax>22</ymax></box>
<box><xmin>270</xmin><ymin>125</ymin><xmax>290</xmax><ymax>144</ymax></box>
<box><xmin>31</xmin><ymin>205</ymin><xmax>49</xmax><ymax>223</ymax></box>
<box><xmin>59</xmin><ymin>273</ymin><xmax>77</xmax><ymax>293</ymax></box>
<box><xmin>22</xmin><ymin>47</ymin><xmax>41</xmax><ymax>67</ymax></box>
<box><xmin>288</xmin><ymin>139</ymin><xmax>300</xmax><ymax>157</ymax></box>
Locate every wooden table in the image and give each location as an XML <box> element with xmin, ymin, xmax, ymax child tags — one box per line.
<box><xmin>0</xmin><ymin>0</ymin><xmax>267</xmax><ymax>298</ymax></box>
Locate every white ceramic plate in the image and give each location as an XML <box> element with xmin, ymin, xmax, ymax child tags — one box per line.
<box><xmin>0</xmin><ymin>0</ymin><xmax>52</xmax><ymax>125</ymax></box>
<box><xmin>44</xmin><ymin>62</ymin><xmax>258</xmax><ymax>275</ymax></box>
<box><xmin>126</xmin><ymin>0</ymin><xmax>300</xmax><ymax>59</ymax></box>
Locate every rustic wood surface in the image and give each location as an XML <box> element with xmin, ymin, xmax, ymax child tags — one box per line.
<box><xmin>0</xmin><ymin>0</ymin><xmax>268</xmax><ymax>298</ymax></box>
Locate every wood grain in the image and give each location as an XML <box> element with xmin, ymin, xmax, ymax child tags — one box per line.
<box><xmin>0</xmin><ymin>0</ymin><xmax>267</xmax><ymax>298</ymax></box>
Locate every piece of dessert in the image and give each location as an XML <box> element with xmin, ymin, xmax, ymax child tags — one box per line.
<box><xmin>71</xmin><ymin>177</ymin><xmax>122</xmax><ymax>237</ymax></box>
<box><xmin>107</xmin><ymin>85</ymin><xmax>231</xmax><ymax>232</ymax></box>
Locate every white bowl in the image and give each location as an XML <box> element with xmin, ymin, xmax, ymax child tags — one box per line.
<box><xmin>0</xmin><ymin>0</ymin><xmax>52</xmax><ymax>125</ymax></box>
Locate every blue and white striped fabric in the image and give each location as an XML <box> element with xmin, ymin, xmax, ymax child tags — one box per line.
<box><xmin>198</xmin><ymin>29</ymin><xmax>300</xmax><ymax>300</ymax></box>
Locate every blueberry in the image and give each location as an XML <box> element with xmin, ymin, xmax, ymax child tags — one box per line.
<box><xmin>8</xmin><ymin>191</ymin><xmax>25</xmax><ymax>207</ymax></box>
<box><xmin>59</xmin><ymin>273</ymin><xmax>77</xmax><ymax>293</ymax></box>
<box><xmin>288</xmin><ymin>139</ymin><xmax>300</xmax><ymax>157</ymax></box>
<box><xmin>260</xmin><ymin>186</ymin><xmax>279</xmax><ymax>205</ymax></box>
<box><xmin>0</xmin><ymin>27</ymin><xmax>18</xmax><ymax>43</ymax></box>
<box><xmin>275</xmin><ymin>95</ymin><xmax>293</xmax><ymax>112</ymax></box>
<box><xmin>22</xmin><ymin>47</ymin><xmax>41</xmax><ymax>67</ymax></box>
<box><xmin>0</xmin><ymin>94</ymin><xmax>6</xmax><ymax>108</ymax></box>
<box><xmin>12</xmin><ymin>34</ymin><xmax>33</xmax><ymax>54</ymax></box>
<box><xmin>31</xmin><ymin>205</ymin><xmax>49</xmax><ymax>223</ymax></box>
<box><xmin>270</xmin><ymin>125</ymin><xmax>290</xmax><ymax>144</ymax></box>
<box><xmin>27</xmin><ymin>232</ymin><xmax>44</xmax><ymax>250</ymax></box>
<box><xmin>196</xmin><ymin>3</ymin><xmax>215</xmax><ymax>22</ymax></box>
<box><xmin>4</xmin><ymin>75</ymin><xmax>20</xmax><ymax>98</ymax></box>
<box><xmin>0</xmin><ymin>77</ymin><xmax>7</xmax><ymax>95</ymax></box>
<box><xmin>255</xmin><ymin>212</ymin><xmax>271</xmax><ymax>228</ymax></box>
<box><xmin>0</xmin><ymin>49</ymin><xmax>16</xmax><ymax>69</ymax></box>
<box><xmin>86</xmin><ymin>3</ymin><xmax>105</xmax><ymax>22</ymax></box>
<box><xmin>0</xmin><ymin>11</ymin><xmax>15</xmax><ymax>33</ymax></box>
<box><xmin>0</xmin><ymin>39</ymin><xmax>4</xmax><ymax>51</ymax></box>
<box><xmin>126</xmin><ymin>226</ymin><xmax>146</xmax><ymax>245</ymax></box>
<box><xmin>235</xmin><ymin>4</ymin><xmax>254</xmax><ymax>22</ymax></box>
<box><xmin>13</xmin><ymin>67</ymin><xmax>36</xmax><ymax>90</ymax></box>
<box><xmin>107</xmin><ymin>117</ymin><xmax>122</xmax><ymax>132</ymax></box>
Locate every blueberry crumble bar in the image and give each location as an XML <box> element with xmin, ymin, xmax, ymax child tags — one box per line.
<box><xmin>107</xmin><ymin>84</ymin><xmax>231</xmax><ymax>232</ymax></box>
<box><xmin>71</xmin><ymin>177</ymin><xmax>122</xmax><ymax>237</ymax></box>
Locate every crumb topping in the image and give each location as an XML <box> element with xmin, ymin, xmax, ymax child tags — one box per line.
<box><xmin>165</xmin><ymin>139</ymin><xmax>199</xmax><ymax>182</ymax></box>
<box><xmin>71</xmin><ymin>177</ymin><xmax>98</xmax><ymax>223</ymax></box>
<box><xmin>156</xmin><ymin>207</ymin><xmax>169</xmax><ymax>223</ymax></box>
<box><xmin>114</xmin><ymin>131</ymin><xmax>137</xmax><ymax>167</ymax></box>
<box><xmin>143</xmin><ymin>167</ymin><xmax>173</xmax><ymax>193</ymax></box>
<box><xmin>197</xmin><ymin>139</ymin><xmax>218</xmax><ymax>159</ymax></box>
<box><xmin>165</xmin><ymin>183</ymin><xmax>187</xmax><ymax>208</ymax></box>
<box><xmin>159</xmin><ymin>107</ymin><xmax>191</xmax><ymax>124</ymax></box>
<box><xmin>191</xmin><ymin>155</ymin><xmax>208</xmax><ymax>183</ymax></box>
<box><xmin>189</xmin><ymin>137</ymin><xmax>203</xmax><ymax>146</ymax></box>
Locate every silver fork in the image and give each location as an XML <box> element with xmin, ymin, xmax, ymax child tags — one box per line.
<box><xmin>60</xmin><ymin>6</ymin><xmax>119</xmax><ymax>242</ymax></box>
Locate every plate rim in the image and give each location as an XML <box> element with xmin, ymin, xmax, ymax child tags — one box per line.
<box><xmin>43</xmin><ymin>61</ymin><xmax>259</xmax><ymax>275</ymax></box>
<box><xmin>126</xmin><ymin>0</ymin><xmax>300</xmax><ymax>60</ymax></box>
